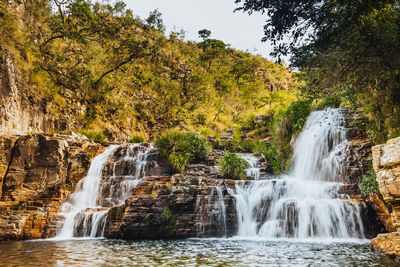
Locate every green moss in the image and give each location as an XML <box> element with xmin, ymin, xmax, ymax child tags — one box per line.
<box><xmin>110</xmin><ymin>206</ymin><xmax>124</xmax><ymax>220</ymax></box>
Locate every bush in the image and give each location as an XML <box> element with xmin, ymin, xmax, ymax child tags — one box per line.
<box><xmin>156</xmin><ymin>131</ymin><xmax>211</xmax><ymax>173</ymax></box>
<box><xmin>128</xmin><ymin>135</ymin><xmax>145</xmax><ymax>143</ymax></box>
<box><xmin>359</xmin><ymin>169</ymin><xmax>381</xmax><ymax>196</ymax></box>
<box><xmin>79</xmin><ymin>130</ymin><xmax>107</xmax><ymax>144</ymax></box>
<box><xmin>264</xmin><ymin>100</ymin><xmax>311</xmax><ymax>173</ymax></box>
<box><xmin>219</xmin><ymin>153</ymin><xmax>249</xmax><ymax>180</ymax></box>
<box><xmin>168</xmin><ymin>152</ymin><xmax>189</xmax><ymax>173</ymax></box>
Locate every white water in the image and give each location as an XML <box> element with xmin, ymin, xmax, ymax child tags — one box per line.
<box><xmin>56</xmin><ymin>143</ymin><xmax>153</xmax><ymax>239</ymax></box>
<box><xmin>231</xmin><ymin>108</ymin><xmax>365</xmax><ymax>239</ymax></box>
<box><xmin>216</xmin><ymin>186</ymin><xmax>227</xmax><ymax>236</ymax></box>
<box><xmin>239</xmin><ymin>154</ymin><xmax>261</xmax><ymax>180</ymax></box>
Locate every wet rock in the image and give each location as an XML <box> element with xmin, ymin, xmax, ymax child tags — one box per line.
<box><xmin>0</xmin><ymin>133</ymin><xmax>103</xmax><ymax>240</ymax></box>
<box><xmin>104</xmin><ymin>175</ymin><xmax>238</xmax><ymax>239</ymax></box>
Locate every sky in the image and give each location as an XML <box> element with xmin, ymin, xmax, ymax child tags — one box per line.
<box><xmin>124</xmin><ymin>0</ymin><xmax>275</xmax><ymax>60</ymax></box>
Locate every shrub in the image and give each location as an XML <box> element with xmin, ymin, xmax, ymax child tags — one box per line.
<box><xmin>128</xmin><ymin>135</ymin><xmax>145</xmax><ymax>143</ymax></box>
<box><xmin>219</xmin><ymin>153</ymin><xmax>249</xmax><ymax>180</ymax></box>
<box><xmin>317</xmin><ymin>94</ymin><xmax>342</xmax><ymax>109</ymax></box>
<box><xmin>156</xmin><ymin>131</ymin><xmax>210</xmax><ymax>173</ymax></box>
<box><xmin>264</xmin><ymin>100</ymin><xmax>311</xmax><ymax>173</ymax></box>
<box><xmin>168</xmin><ymin>152</ymin><xmax>189</xmax><ymax>174</ymax></box>
<box><xmin>359</xmin><ymin>169</ymin><xmax>381</xmax><ymax>196</ymax></box>
<box><xmin>79</xmin><ymin>130</ymin><xmax>107</xmax><ymax>144</ymax></box>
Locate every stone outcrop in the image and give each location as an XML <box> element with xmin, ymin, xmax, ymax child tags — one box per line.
<box><xmin>372</xmin><ymin>137</ymin><xmax>400</xmax><ymax>230</ymax></box>
<box><xmin>0</xmin><ymin>133</ymin><xmax>102</xmax><ymax>240</ymax></box>
<box><xmin>0</xmin><ymin>47</ymin><xmax>55</xmax><ymax>135</ymax></box>
<box><xmin>371</xmin><ymin>233</ymin><xmax>400</xmax><ymax>260</ymax></box>
<box><xmin>104</xmin><ymin>174</ymin><xmax>237</xmax><ymax>239</ymax></box>
<box><xmin>342</xmin><ymin>109</ymin><xmax>373</xmax><ymax>187</ymax></box>
<box><xmin>371</xmin><ymin>137</ymin><xmax>400</xmax><ymax>260</ymax></box>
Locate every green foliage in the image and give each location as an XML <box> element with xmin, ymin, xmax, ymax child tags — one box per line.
<box><xmin>146</xmin><ymin>9</ymin><xmax>165</xmax><ymax>33</ymax></box>
<box><xmin>359</xmin><ymin>169</ymin><xmax>381</xmax><ymax>196</ymax></box>
<box><xmin>219</xmin><ymin>153</ymin><xmax>249</xmax><ymax>180</ymax></box>
<box><xmin>2</xmin><ymin>0</ymin><xmax>298</xmax><ymax>140</ymax></box>
<box><xmin>198</xmin><ymin>29</ymin><xmax>211</xmax><ymax>40</ymax></box>
<box><xmin>237</xmin><ymin>0</ymin><xmax>400</xmax><ymax>144</ymax></box>
<box><xmin>79</xmin><ymin>129</ymin><xmax>107</xmax><ymax>144</ymax></box>
<box><xmin>151</xmin><ymin>191</ymin><xmax>158</xmax><ymax>199</ymax></box>
<box><xmin>128</xmin><ymin>135</ymin><xmax>145</xmax><ymax>143</ymax></box>
<box><xmin>156</xmin><ymin>131</ymin><xmax>210</xmax><ymax>173</ymax></box>
<box><xmin>168</xmin><ymin>152</ymin><xmax>189</xmax><ymax>174</ymax></box>
<box><xmin>163</xmin><ymin>206</ymin><xmax>177</xmax><ymax>231</ymax></box>
<box><xmin>316</xmin><ymin>95</ymin><xmax>342</xmax><ymax>109</ymax></box>
<box><xmin>263</xmin><ymin>100</ymin><xmax>311</xmax><ymax>173</ymax></box>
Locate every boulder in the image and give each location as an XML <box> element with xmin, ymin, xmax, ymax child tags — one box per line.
<box><xmin>371</xmin><ymin>232</ymin><xmax>400</xmax><ymax>260</ymax></box>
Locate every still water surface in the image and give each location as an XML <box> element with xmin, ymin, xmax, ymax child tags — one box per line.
<box><xmin>0</xmin><ymin>238</ymin><xmax>397</xmax><ymax>266</ymax></box>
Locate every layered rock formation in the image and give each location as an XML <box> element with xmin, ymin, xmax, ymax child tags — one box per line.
<box><xmin>371</xmin><ymin>137</ymin><xmax>400</xmax><ymax>260</ymax></box>
<box><xmin>0</xmin><ymin>133</ymin><xmax>102</xmax><ymax>240</ymax></box>
<box><xmin>104</xmin><ymin>174</ymin><xmax>237</xmax><ymax>239</ymax></box>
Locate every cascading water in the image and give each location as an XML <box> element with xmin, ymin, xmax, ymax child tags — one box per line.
<box><xmin>231</xmin><ymin>108</ymin><xmax>365</xmax><ymax>239</ymax></box>
<box><xmin>55</xmin><ymin>143</ymin><xmax>153</xmax><ymax>239</ymax></box>
<box><xmin>239</xmin><ymin>154</ymin><xmax>261</xmax><ymax>180</ymax></box>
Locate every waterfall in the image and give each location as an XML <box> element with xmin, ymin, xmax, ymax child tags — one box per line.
<box><xmin>55</xmin><ymin>143</ymin><xmax>153</xmax><ymax>239</ymax></box>
<box><xmin>239</xmin><ymin>154</ymin><xmax>261</xmax><ymax>180</ymax></box>
<box><xmin>231</xmin><ymin>108</ymin><xmax>365</xmax><ymax>239</ymax></box>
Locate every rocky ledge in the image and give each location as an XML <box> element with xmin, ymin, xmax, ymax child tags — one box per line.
<box><xmin>371</xmin><ymin>137</ymin><xmax>400</xmax><ymax>260</ymax></box>
<box><xmin>104</xmin><ymin>172</ymin><xmax>238</xmax><ymax>239</ymax></box>
<box><xmin>0</xmin><ymin>133</ymin><xmax>102</xmax><ymax>240</ymax></box>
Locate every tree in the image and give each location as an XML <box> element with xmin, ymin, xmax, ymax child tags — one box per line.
<box><xmin>146</xmin><ymin>9</ymin><xmax>165</xmax><ymax>33</ymax></box>
<box><xmin>235</xmin><ymin>0</ymin><xmax>400</xmax><ymax>143</ymax></box>
<box><xmin>198</xmin><ymin>29</ymin><xmax>211</xmax><ymax>40</ymax></box>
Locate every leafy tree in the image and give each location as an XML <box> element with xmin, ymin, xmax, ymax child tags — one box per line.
<box><xmin>235</xmin><ymin>0</ymin><xmax>400</xmax><ymax>143</ymax></box>
<box><xmin>198</xmin><ymin>29</ymin><xmax>211</xmax><ymax>40</ymax></box>
<box><xmin>1</xmin><ymin>0</ymin><xmax>299</xmax><ymax>140</ymax></box>
<box><xmin>146</xmin><ymin>9</ymin><xmax>166</xmax><ymax>33</ymax></box>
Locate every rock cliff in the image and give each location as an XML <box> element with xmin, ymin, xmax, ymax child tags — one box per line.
<box><xmin>104</xmin><ymin>174</ymin><xmax>237</xmax><ymax>239</ymax></box>
<box><xmin>371</xmin><ymin>137</ymin><xmax>400</xmax><ymax>260</ymax></box>
<box><xmin>0</xmin><ymin>52</ymin><xmax>55</xmax><ymax>135</ymax></box>
<box><xmin>0</xmin><ymin>133</ymin><xmax>102</xmax><ymax>240</ymax></box>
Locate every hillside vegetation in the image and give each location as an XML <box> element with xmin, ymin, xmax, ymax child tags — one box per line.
<box><xmin>0</xmin><ymin>0</ymin><xmax>299</xmax><ymax>140</ymax></box>
<box><xmin>237</xmin><ymin>0</ymin><xmax>400</xmax><ymax>144</ymax></box>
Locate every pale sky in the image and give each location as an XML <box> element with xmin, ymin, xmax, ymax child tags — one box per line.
<box><xmin>124</xmin><ymin>0</ymin><xmax>274</xmax><ymax>60</ymax></box>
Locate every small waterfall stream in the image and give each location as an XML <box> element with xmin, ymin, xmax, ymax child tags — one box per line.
<box><xmin>231</xmin><ymin>108</ymin><xmax>365</xmax><ymax>240</ymax></box>
<box><xmin>239</xmin><ymin>154</ymin><xmax>261</xmax><ymax>180</ymax></box>
<box><xmin>56</xmin><ymin>143</ymin><xmax>153</xmax><ymax>239</ymax></box>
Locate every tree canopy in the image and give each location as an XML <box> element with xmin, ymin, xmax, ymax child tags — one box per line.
<box><xmin>235</xmin><ymin>0</ymin><xmax>400</xmax><ymax>142</ymax></box>
<box><xmin>0</xmin><ymin>0</ymin><xmax>299</xmax><ymax>140</ymax></box>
